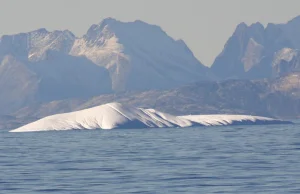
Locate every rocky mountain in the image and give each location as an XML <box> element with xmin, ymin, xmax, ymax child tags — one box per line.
<box><xmin>11</xmin><ymin>72</ymin><xmax>300</xmax><ymax>123</ymax></box>
<box><xmin>1</xmin><ymin>17</ymin><xmax>300</xmax><ymax>130</ymax></box>
<box><xmin>0</xmin><ymin>18</ymin><xmax>211</xmax><ymax>114</ymax></box>
<box><xmin>0</xmin><ymin>28</ymin><xmax>75</xmax><ymax>61</ymax></box>
<box><xmin>0</xmin><ymin>29</ymin><xmax>112</xmax><ymax>114</ymax></box>
<box><xmin>70</xmin><ymin>18</ymin><xmax>211</xmax><ymax>91</ymax></box>
<box><xmin>211</xmin><ymin>16</ymin><xmax>300</xmax><ymax>80</ymax></box>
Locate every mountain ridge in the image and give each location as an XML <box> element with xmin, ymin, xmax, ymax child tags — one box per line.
<box><xmin>11</xmin><ymin>71</ymin><xmax>300</xmax><ymax>120</ymax></box>
<box><xmin>0</xmin><ymin>17</ymin><xmax>212</xmax><ymax>115</ymax></box>
<box><xmin>1</xmin><ymin>18</ymin><xmax>211</xmax><ymax>92</ymax></box>
<box><xmin>70</xmin><ymin>18</ymin><xmax>211</xmax><ymax>91</ymax></box>
<box><xmin>0</xmin><ymin>16</ymin><xmax>299</xmax><ymax>128</ymax></box>
<box><xmin>211</xmin><ymin>16</ymin><xmax>300</xmax><ymax>79</ymax></box>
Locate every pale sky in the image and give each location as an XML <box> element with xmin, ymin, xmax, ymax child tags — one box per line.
<box><xmin>1</xmin><ymin>0</ymin><xmax>300</xmax><ymax>66</ymax></box>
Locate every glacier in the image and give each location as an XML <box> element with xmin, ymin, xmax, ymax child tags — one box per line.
<box><xmin>10</xmin><ymin>103</ymin><xmax>292</xmax><ymax>132</ymax></box>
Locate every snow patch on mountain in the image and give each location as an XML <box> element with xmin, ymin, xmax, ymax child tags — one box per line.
<box><xmin>0</xmin><ymin>29</ymin><xmax>76</xmax><ymax>61</ymax></box>
<box><xmin>273</xmin><ymin>48</ymin><xmax>299</xmax><ymax>63</ymax></box>
<box><xmin>272</xmin><ymin>48</ymin><xmax>300</xmax><ymax>76</ymax></box>
<box><xmin>28</xmin><ymin>29</ymin><xmax>76</xmax><ymax>61</ymax></box>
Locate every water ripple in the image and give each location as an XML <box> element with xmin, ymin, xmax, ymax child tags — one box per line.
<box><xmin>1</xmin><ymin>124</ymin><xmax>300</xmax><ymax>193</ymax></box>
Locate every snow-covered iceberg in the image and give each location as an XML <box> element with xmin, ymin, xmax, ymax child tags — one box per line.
<box><xmin>10</xmin><ymin>103</ymin><xmax>292</xmax><ymax>132</ymax></box>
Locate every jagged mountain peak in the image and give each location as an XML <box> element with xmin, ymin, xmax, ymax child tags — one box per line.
<box><xmin>235</xmin><ymin>21</ymin><xmax>264</xmax><ymax>29</ymax></box>
<box><xmin>31</xmin><ymin>28</ymin><xmax>49</xmax><ymax>34</ymax></box>
<box><xmin>80</xmin><ymin>17</ymin><xmax>201</xmax><ymax>56</ymax></box>
<box><xmin>0</xmin><ymin>28</ymin><xmax>76</xmax><ymax>61</ymax></box>
<box><xmin>212</xmin><ymin>16</ymin><xmax>300</xmax><ymax>80</ymax></box>
<box><xmin>1</xmin><ymin>18</ymin><xmax>211</xmax><ymax>95</ymax></box>
<box><xmin>71</xmin><ymin>18</ymin><xmax>210</xmax><ymax>92</ymax></box>
<box><xmin>98</xmin><ymin>17</ymin><xmax>118</xmax><ymax>25</ymax></box>
<box><xmin>211</xmin><ymin>21</ymin><xmax>266</xmax><ymax>79</ymax></box>
<box><xmin>97</xmin><ymin>17</ymin><xmax>160</xmax><ymax>28</ymax></box>
<box><xmin>26</xmin><ymin>29</ymin><xmax>76</xmax><ymax>61</ymax></box>
<box><xmin>0</xmin><ymin>18</ymin><xmax>214</xmax><ymax>116</ymax></box>
<box><xmin>53</xmin><ymin>29</ymin><xmax>75</xmax><ymax>38</ymax></box>
<box><xmin>86</xmin><ymin>17</ymin><xmax>166</xmax><ymax>41</ymax></box>
<box><xmin>7</xmin><ymin>28</ymin><xmax>76</xmax><ymax>39</ymax></box>
<box><xmin>233</xmin><ymin>22</ymin><xmax>264</xmax><ymax>36</ymax></box>
<box><xmin>235</xmin><ymin>22</ymin><xmax>248</xmax><ymax>30</ymax></box>
<box><xmin>27</xmin><ymin>28</ymin><xmax>76</xmax><ymax>41</ymax></box>
<box><xmin>250</xmin><ymin>22</ymin><xmax>264</xmax><ymax>28</ymax></box>
<box><xmin>248</xmin><ymin>22</ymin><xmax>265</xmax><ymax>33</ymax></box>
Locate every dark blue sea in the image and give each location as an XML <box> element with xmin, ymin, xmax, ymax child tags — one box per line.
<box><xmin>1</xmin><ymin>122</ymin><xmax>300</xmax><ymax>193</ymax></box>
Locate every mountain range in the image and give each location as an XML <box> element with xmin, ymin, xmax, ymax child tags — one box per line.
<box><xmin>0</xmin><ymin>18</ymin><xmax>212</xmax><ymax>114</ymax></box>
<box><xmin>70</xmin><ymin>18</ymin><xmax>211</xmax><ymax>91</ymax></box>
<box><xmin>211</xmin><ymin>16</ymin><xmax>300</xmax><ymax>79</ymax></box>
<box><xmin>0</xmin><ymin>16</ymin><xmax>300</xmax><ymax>129</ymax></box>
<box><xmin>12</xmin><ymin>71</ymin><xmax>300</xmax><ymax>118</ymax></box>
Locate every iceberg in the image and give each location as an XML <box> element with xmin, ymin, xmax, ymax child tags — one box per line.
<box><xmin>10</xmin><ymin>103</ymin><xmax>292</xmax><ymax>132</ymax></box>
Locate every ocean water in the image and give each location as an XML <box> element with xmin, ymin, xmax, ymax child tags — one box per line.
<box><xmin>1</xmin><ymin>123</ymin><xmax>300</xmax><ymax>193</ymax></box>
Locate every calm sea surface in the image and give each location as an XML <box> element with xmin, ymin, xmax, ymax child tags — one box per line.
<box><xmin>1</xmin><ymin>122</ymin><xmax>300</xmax><ymax>193</ymax></box>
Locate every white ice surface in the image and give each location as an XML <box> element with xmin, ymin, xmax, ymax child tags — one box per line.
<box><xmin>10</xmin><ymin>103</ymin><xmax>290</xmax><ymax>132</ymax></box>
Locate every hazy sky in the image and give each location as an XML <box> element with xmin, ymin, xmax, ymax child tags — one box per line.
<box><xmin>1</xmin><ymin>0</ymin><xmax>300</xmax><ymax>66</ymax></box>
